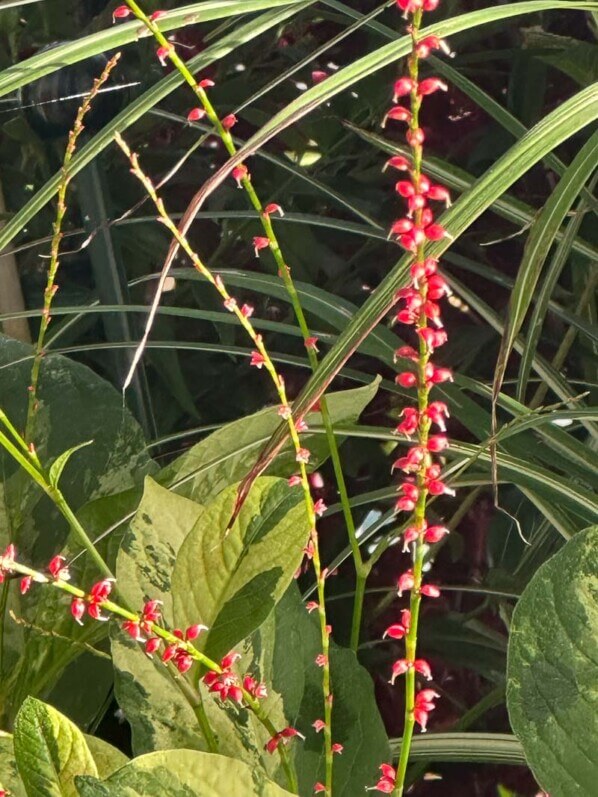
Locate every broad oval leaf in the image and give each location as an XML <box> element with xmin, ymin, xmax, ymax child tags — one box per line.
<box><xmin>160</xmin><ymin>379</ymin><xmax>380</xmax><ymax>501</ymax></box>
<box><xmin>251</xmin><ymin>585</ymin><xmax>391</xmax><ymax>796</ymax></box>
<box><xmin>75</xmin><ymin>749</ymin><xmax>295</xmax><ymax>797</ymax></box>
<box><xmin>13</xmin><ymin>697</ymin><xmax>97</xmax><ymax>797</ymax></box>
<box><xmin>507</xmin><ymin>526</ymin><xmax>598</xmax><ymax>795</ymax></box>
<box><xmin>172</xmin><ymin>476</ymin><xmax>311</xmax><ymax>661</ymax></box>
<box><xmin>0</xmin><ymin>731</ymin><xmax>26</xmax><ymax>797</ymax></box>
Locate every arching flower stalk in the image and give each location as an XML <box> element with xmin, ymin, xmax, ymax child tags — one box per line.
<box><xmin>115</xmin><ymin>3</ymin><xmax>365</xmax><ymax>664</ymax></box>
<box><xmin>0</xmin><ymin>544</ymin><xmax>299</xmax><ymax>791</ymax></box>
<box><xmin>115</xmin><ymin>133</ymin><xmax>336</xmax><ymax>795</ymax></box>
<box><xmin>373</xmin><ymin>1</ymin><xmax>454</xmax><ymax>794</ymax></box>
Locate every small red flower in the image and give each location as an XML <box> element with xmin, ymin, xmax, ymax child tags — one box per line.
<box><xmin>122</xmin><ymin>620</ymin><xmax>143</xmax><ymax>641</ymax></box>
<box><xmin>232</xmin><ymin>164</ymin><xmax>248</xmax><ymax>186</ymax></box>
<box><xmin>71</xmin><ymin>597</ymin><xmax>86</xmax><ymax>625</ymax></box>
<box><xmin>20</xmin><ymin>576</ymin><xmax>32</xmax><ymax>595</ymax></box>
<box><xmin>48</xmin><ymin>555</ymin><xmax>70</xmax><ymax>581</ymax></box>
<box><xmin>305</xmin><ymin>336</ymin><xmax>319</xmax><ymax>351</ymax></box>
<box><xmin>156</xmin><ymin>45</ymin><xmax>172</xmax><ymax>67</ymax></box>
<box><xmin>312</xmin><ymin>70</ymin><xmax>328</xmax><ymax>84</ymax></box>
<box><xmin>424</xmin><ymin>525</ymin><xmax>449</xmax><ymax>543</ymax></box>
<box><xmin>368</xmin><ymin>763</ymin><xmax>396</xmax><ymax>793</ymax></box>
<box><xmin>420</xmin><ymin>584</ymin><xmax>441</xmax><ymax>598</ymax></box>
<box><xmin>306</xmin><ymin>601</ymin><xmax>319</xmax><ymax>613</ymax></box>
<box><xmin>312</xmin><ymin>719</ymin><xmax>326</xmax><ymax>733</ymax></box>
<box><xmin>187</xmin><ymin>107</ymin><xmax>205</xmax><ymax>122</ymax></box>
<box><xmin>384</xmin><ymin>155</ymin><xmax>411</xmax><ymax>172</ymax></box>
<box><xmin>253</xmin><ymin>236</ymin><xmax>270</xmax><ymax>257</ymax></box>
<box><xmin>250</xmin><ymin>351</ymin><xmax>266</xmax><ymax>369</ymax></box>
<box><xmin>393</xmin><ymin>77</ymin><xmax>416</xmax><ymax>100</ymax></box>
<box><xmin>112</xmin><ymin>5</ymin><xmax>131</xmax><ymax>22</ymax></box>
<box><xmin>264</xmin><ymin>202</ymin><xmax>284</xmax><ymax>217</ymax></box>
<box><xmin>315</xmin><ymin>653</ymin><xmax>328</xmax><ymax>667</ymax></box>
<box><xmin>222</xmin><ymin>114</ymin><xmax>237</xmax><ymax>130</ymax></box>
<box><xmin>296</xmin><ymin>447</ymin><xmax>311</xmax><ymax>464</ymax></box>
<box><xmin>332</xmin><ymin>743</ymin><xmax>343</xmax><ymax>754</ymax></box>
<box><xmin>145</xmin><ymin>637</ymin><xmax>160</xmax><ymax>655</ymax></box>
<box><xmin>185</xmin><ymin>623</ymin><xmax>207</xmax><ymax>640</ymax></box>
<box><xmin>313</xmin><ymin>498</ymin><xmax>327</xmax><ymax>517</ymax></box>
<box><xmin>199</xmin><ymin>78</ymin><xmax>215</xmax><ymax>89</ymax></box>
<box><xmin>418</xmin><ymin>78</ymin><xmax>448</xmax><ymax>96</ymax></box>
<box><xmin>397</xmin><ymin>569</ymin><xmax>415</xmax><ymax>596</ymax></box>
<box><xmin>149</xmin><ymin>10</ymin><xmax>168</xmax><ymax>21</ymax></box>
<box><xmin>314</xmin><ymin>783</ymin><xmax>326</xmax><ymax>793</ymax></box>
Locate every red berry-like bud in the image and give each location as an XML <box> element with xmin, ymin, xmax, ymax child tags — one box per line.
<box><xmin>112</xmin><ymin>5</ymin><xmax>131</xmax><ymax>22</ymax></box>
<box><xmin>145</xmin><ymin>637</ymin><xmax>161</xmax><ymax>655</ymax></box>
<box><xmin>396</xmin><ymin>372</ymin><xmax>417</xmax><ymax>388</ymax></box>
<box><xmin>71</xmin><ymin>597</ymin><xmax>86</xmax><ymax>625</ymax></box>
<box><xmin>421</xmin><ymin>584</ymin><xmax>441</xmax><ymax>598</ymax></box>
<box><xmin>187</xmin><ymin>107</ymin><xmax>205</xmax><ymax>122</ymax></box>
<box><xmin>418</xmin><ymin>78</ymin><xmax>448</xmax><ymax>96</ymax></box>
<box><xmin>384</xmin><ymin>155</ymin><xmax>411</xmax><ymax>172</ymax></box>
<box><xmin>424</xmin><ymin>525</ymin><xmax>450</xmax><ymax>543</ymax></box>
<box><xmin>428</xmin><ymin>435</ymin><xmax>449</xmax><ymax>452</ymax></box>
<box><xmin>393</xmin><ymin>77</ymin><xmax>416</xmax><ymax>100</ymax></box>
<box><xmin>407</xmin><ymin>127</ymin><xmax>425</xmax><ymax>146</ymax></box>
<box><xmin>395</xmin><ymin>180</ymin><xmax>416</xmax><ymax>198</ymax></box>
<box><xmin>232</xmin><ymin>164</ymin><xmax>248</xmax><ymax>186</ymax></box>
<box><xmin>312</xmin><ymin>70</ymin><xmax>328</xmax><ymax>84</ymax></box>
<box><xmin>222</xmin><ymin>114</ymin><xmax>237</xmax><ymax>130</ymax></box>
<box><xmin>384</xmin><ymin>106</ymin><xmax>412</xmax><ymax>127</ymax></box>
<box><xmin>427</xmin><ymin>184</ymin><xmax>452</xmax><ymax>205</ymax></box>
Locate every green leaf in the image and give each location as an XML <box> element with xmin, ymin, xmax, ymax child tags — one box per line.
<box><xmin>252</xmin><ymin>585</ymin><xmax>390</xmax><ymax>796</ymax></box>
<box><xmin>172</xmin><ymin>476</ymin><xmax>311</xmax><ymax>661</ymax></box>
<box><xmin>0</xmin><ymin>4</ymin><xmax>312</xmax><ymax>254</ymax></box>
<box><xmin>48</xmin><ymin>441</ymin><xmax>93</xmax><ymax>489</ymax></box>
<box><xmin>83</xmin><ymin>737</ymin><xmax>129</xmax><ymax>780</ymax></box>
<box><xmin>493</xmin><ymin>130</ymin><xmax>598</xmax><ymax>405</ymax></box>
<box><xmin>0</xmin><ymin>1</ymin><xmax>311</xmax><ymax>98</ymax></box>
<box><xmin>160</xmin><ymin>380</ymin><xmax>379</xmax><ymax>502</ymax></box>
<box><xmin>523</xmin><ymin>28</ymin><xmax>598</xmax><ymax>86</ymax></box>
<box><xmin>507</xmin><ymin>526</ymin><xmax>598</xmax><ymax>795</ymax></box>
<box><xmin>389</xmin><ymin>732</ymin><xmax>526</xmax><ymax>766</ymax></box>
<box><xmin>0</xmin><ymin>732</ymin><xmax>26</xmax><ymax>797</ymax></box>
<box><xmin>0</xmin><ymin>335</ymin><xmax>152</xmax><ymax>726</ymax></box>
<box><xmin>75</xmin><ymin>749</ymin><xmax>295</xmax><ymax>797</ymax></box>
<box><xmin>197</xmin><ymin>2</ymin><xmax>598</xmax><ymax>204</ymax></box>
<box><xmin>13</xmin><ymin>697</ymin><xmax>97</xmax><ymax>797</ymax></box>
<box><xmin>111</xmin><ymin>477</ymin><xmax>206</xmax><ymax>755</ymax></box>
<box><xmin>234</xmin><ymin>84</ymin><xmax>598</xmax><ymax>497</ymax></box>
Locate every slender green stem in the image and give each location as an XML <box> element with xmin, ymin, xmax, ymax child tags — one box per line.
<box><xmin>117</xmin><ymin>132</ymin><xmax>331</xmax><ymax>793</ymax></box>
<box><xmin>124</xmin><ymin>0</ymin><xmax>364</xmax><ymax>666</ymax></box>
<box><xmin>5</xmin><ymin>556</ymin><xmax>296</xmax><ymax>790</ymax></box>
<box><xmin>25</xmin><ymin>53</ymin><xmax>122</xmax><ymax>443</ymax></box>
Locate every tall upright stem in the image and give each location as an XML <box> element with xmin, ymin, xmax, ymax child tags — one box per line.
<box><xmin>123</xmin><ymin>0</ymin><xmax>365</xmax><ymax>657</ymax></box>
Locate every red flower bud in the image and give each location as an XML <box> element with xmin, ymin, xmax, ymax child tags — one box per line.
<box><xmin>396</xmin><ymin>372</ymin><xmax>417</xmax><ymax>388</ymax></box>
<box><xmin>424</xmin><ymin>525</ymin><xmax>450</xmax><ymax>543</ymax></box>
<box><xmin>112</xmin><ymin>5</ymin><xmax>131</xmax><ymax>22</ymax></box>
<box><xmin>221</xmin><ymin>114</ymin><xmax>237</xmax><ymax>130</ymax></box>
<box><xmin>418</xmin><ymin>78</ymin><xmax>448</xmax><ymax>96</ymax></box>
<box><xmin>421</xmin><ymin>584</ymin><xmax>441</xmax><ymax>598</ymax></box>
<box><xmin>407</xmin><ymin>127</ymin><xmax>425</xmax><ymax>146</ymax></box>
<box><xmin>393</xmin><ymin>77</ymin><xmax>416</xmax><ymax>100</ymax></box>
<box><xmin>145</xmin><ymin>637</ymin><xmax>160</xmax><ymax>655</ymax></box>
<box><xmin>253</xmin><ymin>236</ymin><xmax>270</xmax><ymax>256</ymax></box>
<box><xmin>384</xmin><ymin>106</ymin><xmax>412</xmax><ymax>127</ymax></box>
<box><xmin>384</xmin><ymin>155</ymin><xmax>411</xmax><ymax>172</ymax></box>
<box><xmin>187</xmin><ymin>107</ymin><xmax>205</xmax><ymax>122</ymax></box>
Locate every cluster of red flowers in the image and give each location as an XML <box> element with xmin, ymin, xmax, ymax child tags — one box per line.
<box><xmin>203</xmin><ymin>651</ymin><xmax>267</xmax><ymax>705</ymax></box>
<box><xmin>373</xmin><ymin>0</ymin><xmax>453</xmax><ymax>790</ymax></box>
